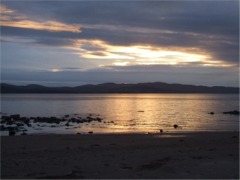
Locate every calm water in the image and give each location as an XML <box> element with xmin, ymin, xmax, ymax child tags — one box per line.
<box><xmin>1</xmin><ymin>94</ymin><xmax>239</xmax><ymax>134</ymax></box>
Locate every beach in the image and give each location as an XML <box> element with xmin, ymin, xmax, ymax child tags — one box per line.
<box><xmin>1</xmin><ymin>131</ymin><xmax>239</xmax><ymax>179</ymax></box>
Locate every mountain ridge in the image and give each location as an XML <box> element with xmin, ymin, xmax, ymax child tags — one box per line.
<box><xmin>0</xmin><ymin>82</ymin><xmax>239</xmax><ymax>94</ymax></box>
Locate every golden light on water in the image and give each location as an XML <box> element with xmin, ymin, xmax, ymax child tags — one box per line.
<box><xmin>70</xmin><ymin>94</ymin><xmax>235</xmax><ymax>134</ymax></box>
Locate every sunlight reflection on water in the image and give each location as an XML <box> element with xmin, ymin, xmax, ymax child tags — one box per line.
<box><xmin>1</xmin><ymin>94</ymin><xmax>239</xmax><ymax>134</ymax></box>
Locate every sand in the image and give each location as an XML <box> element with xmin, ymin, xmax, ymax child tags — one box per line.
<box><xmin>1</xmin><ymin>132</ymin><xmax>239</xmax><ymax>179</ymax></box>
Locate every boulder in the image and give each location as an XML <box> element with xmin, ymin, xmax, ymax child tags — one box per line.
<box><xmin>21</xmin><ymin>132</ymin><xmax>27</xmax><ymax>135</ymax></box>
<box><xmin>10</xmin><ymin>114</ymin><xmax>20</xmax><ymax>120</ymax></box>
<box><xmin>9</xmin><ymin>130</ymin><xmax>16</xmax><ymax>136</ymax></box>
<box><xmin>16</xmin><ymin>123</ymin><xmax>24</xmax><ymax>127</ymax></box>
<box><xmin>223</xmin><ymin>110</ymin><xmax>239</xmax><ymax>115</ymax></box>
<box><xmin>1</xmin><ymin>116</ymin><xmax>11</xmax><ymax>121</ymax></box>
<box><xmin>96</xmin><ymin>117</ymin><xmax>102</xmax><ymax>122</ymax></box>
<box><xmin>6</xmin><ymin>120</ymin><xmax>14</xmax><ymax>125</ymax></box>
<box><xmin>0</xmin><ymin>125</ymin><xmax>6</xmax><ymax>131</ymax></box>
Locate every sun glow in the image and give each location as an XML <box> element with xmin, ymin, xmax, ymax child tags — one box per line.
<box><xmin>112</xmin><ymin>61</ymin><xmax>130</xmax><ymax>66</ymax></box>
<box><xmin>73</xmin><ymin>40</ymin><xmax>216</xmax><ymax>66</ymax></box>
<box><xmin>50</xmin><ymin>68</ymin><xmax>61</xmax><ymax>72</ymax></box>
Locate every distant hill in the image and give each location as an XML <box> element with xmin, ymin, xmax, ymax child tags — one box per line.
<box><xmin>0</xmin><ymin>82</ymin><xmax>239</xmax><ymax>94</ymax></box>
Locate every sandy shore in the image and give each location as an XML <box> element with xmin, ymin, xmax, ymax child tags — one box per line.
<box><xmin>1</xmin><ymin>132</ymin><xmax>239</xmax><ymax>179</ymax></box>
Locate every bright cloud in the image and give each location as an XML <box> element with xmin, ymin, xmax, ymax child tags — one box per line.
<box><xmin>0</xmin><ymin>5</ymin><xmax>81</xmax><ymax>33</ymax></box>
<box><xmin>0</xmin><ymin>5</ymin><xmax>15</xmax><ymax>14</ymax></box>
<box><xmin>70</xmin><ymin>39</ymin><xmax>232</xmax><ymax>68</ymax></box>
<box><xmin>50</xmin><ymin>68</ymin><xmax>62</xmax><ymax>72</ymax></box>
<box><xmin>2</xmin><ymin>20</ymin><xmax>81</xmax><ymax>33</ymax></box>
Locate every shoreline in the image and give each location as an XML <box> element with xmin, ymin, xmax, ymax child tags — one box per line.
<box><xmin>1</xmin><ymin>129</ymin><xmax>239</xmax><ymax>136</ymax></box>
<box><xmin>1</xmin><ymin>111</ymin><xmax>239</xmax><ymax>136</ymax></box>
<box><xmin>1</xmin><ymin>131</ymin><xmax>239</xmax><ymax>179</ymax></box>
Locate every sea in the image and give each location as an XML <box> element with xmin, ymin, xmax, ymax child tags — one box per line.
<box><xmin>1</xmin><ymin>94</ymin><xmax>239</xmax><ymax>135</ymax></box>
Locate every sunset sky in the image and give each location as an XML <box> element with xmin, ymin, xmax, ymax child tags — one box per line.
<box><xmin>1</xmin><ymin>0</ymin><xmax>239</xmax><ymax>87</ymax></box>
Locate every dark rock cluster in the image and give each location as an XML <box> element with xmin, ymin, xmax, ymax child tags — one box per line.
<box><xmin>223</xmin><ymin>110</ymin><xmax>239</xmax><ymax>115</ymax></box>
<box><xmin>207</xmin><ymin>110</ymin><xmax>239</xmax><ymax>115</ymax></box>
<box><xmin>0</xmin><ymin>113</ymin><xmax>104</xmax><ymax>136</ymax></box>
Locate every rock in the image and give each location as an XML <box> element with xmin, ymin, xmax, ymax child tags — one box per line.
<box><xmin>48</xmin><ymin>117</ymin><xmax>61</xmax><ymax>124</ymax></box>
<box><xmin>65</xmin><ymin>122</ymin><xmax>70</xmax><ymax>126</ymax></box>
<box><xmin>6</xmin><ymin>120</ymin><xmax>14</xmax><ymax>125</ymax></box>
<box><xmin>16</xmin><ymin>123</ymin><xmax>24</xmax><ymax>127</ymax></box>
<box><xmin>9</xmin><ymin>130</ymin><xmax>16</xmax><ymax>136</ymax></box>
<box><xmin>78</xmin><ymin>120</ymin><xmax>84</xmax><ymax>123</ymax></box>
<box><xmin>10</xmin><ymin>114</ymin><xmax>20</xmax><ymax>120</ymax></box>
<box><xmin>21</xmin><ymin>132</ymin><xmax>27</xmax><ymax>135</ymax></box>
<box><xmin>1</xmin><ymin>115</ymin><xmax>11</xmax><ymax>121</ymax></box>
<box><xmin>0</xmin><ymin>125</ymin><xmax>6</xmax><ymax>131</ymax></box>
<box><xmin>76</xmin><ymin>119</ymin><xmax>82</xmax><ymax>123</ymax></box>
<box><xmin>50</xmin><ymin>116</ymin><xmax>57</xmax><ymax>120</ymax></box>
<box><xmin>87</xmin><ymin>116</ymin><xmax>93</xmax><ymax>121</ymax></box>
<box><xmin>20</xmin><ymin>117</ymin><xmax>28</xmax><ymax>122</ymax></box>
<box><xmin>49</xmin><ymin>117</ymin><xmax>59</xmax><ymax>123</ymax></box>
<box><xmin>0</xmin><ymin>119</ymin><xmax>7</xmax><ymax>124</ymax></box>
<box><xmin>223</xmin><ymin>110</ymin><xmax>239</xmax><ymax>115</ymax></box>
<box><xmin>173</xmin><ymin>124</ymin><xmax>178</xmax><ymax>129</ymax></box>
<box><xmin>70</xmin><ymin>118</ymin><xmax>77</xmax><ymax>123</ymax></box>
<box><xmin>27</xmin><ymin>123</ymin><xmax>32</xmax><ymax>127</ymax></box>
<box><xmin>96</xmin><ymin>117</ymin><xmax>102</xmax><ymax>122</ymax></box>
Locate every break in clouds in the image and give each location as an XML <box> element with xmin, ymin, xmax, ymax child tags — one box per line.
<box><xmin>1</xmin><ymin>1</ymin><xmax>239</xmax><ymax>86</ymax></box>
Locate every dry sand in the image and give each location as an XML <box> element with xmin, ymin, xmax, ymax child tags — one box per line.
<box><xmin>1</xmin><ymin>132</ymin><xmax>239</xmax><ymax>179</ymax></box>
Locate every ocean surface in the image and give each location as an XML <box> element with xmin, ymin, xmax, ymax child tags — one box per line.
<box><xmin>1</xmin><ymin>94</ymin><xmax>239</xmax><ymax>135</ymax></box>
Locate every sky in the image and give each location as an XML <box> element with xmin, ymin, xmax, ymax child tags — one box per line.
<box><xmin>0</xmin><ymin>0</ymin><xmax>239</xmax><ymax>87</ymax></box>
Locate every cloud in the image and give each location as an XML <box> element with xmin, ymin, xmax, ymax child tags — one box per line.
<box><xmin>4</xmin><ymin>1</ymin><xmax>238</xmax><ymax>36</ymax></box>
<box><xmin>0</xmin><ymin>5</ymin><xmax>81</xmax><ymax>33</ymax></box>
<box><xmin>1</xmin><ymin>1</ymin><xmax>239</xmax><ymax>86</ymax></box>
<box><xmin>2</xmin><ymin>64</ymin><xmax>239</xmax><ymax>87</ymax></box>
<box><xmin>2</xmin><ymin>20</ymin><xmax>81</xmax><ymax>33</ymax></box>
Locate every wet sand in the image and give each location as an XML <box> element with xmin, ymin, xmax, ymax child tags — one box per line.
<box><xmin>1</xmin><ymin>132</ymin><xmax>239</xmax><ymax>179</ymax></box>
